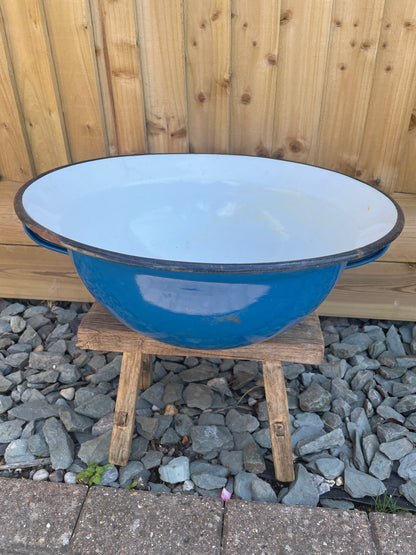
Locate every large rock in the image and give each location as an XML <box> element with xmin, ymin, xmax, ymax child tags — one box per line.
<box><xmin>295</xmin><ymin>428</ymin><xmax>344</xmax><ymax>456</ymax></box>
<box><xmin>298</xmin><ymin>382</ymin><xmax>332</xmax><ymax>412</ymax></box>
<box><xmin>74</xmin><ymin>394</ymin><xmax>115</xmax><ymax>419</ymax></box>
<box><xmin>4</xmin><ymin>438</ymin><xmax>35</xmax><ymax>464</ymax></box>
<box><xmin>0</xmin><ymin>420</ymin><xmax>24</xmax><ymax>443</ymax></box>
<box><xmin>159</xmin><ymin>456</ymin><xmax>190</xmax><ymax>484</ymax></box>
<box><xmin>225</xmin><ymin>409</ymin><xmax>259</xmax><ymax>433</ymax></box>
<box><xmin>398</xmin><ymin>451</ymin><xmax>416</xmax><ymax>481</ymax></box>
<box><xmin>43</xmin><ymin>417</ymin><xmax>74</xmax><ymax>470</ymax></box>
<box><xmin>344</xmin><ymin>465</ymin><xmax>386</xmax><ymax>498</ymax></box>
<box><xmin>190</xmin><ymin>425</ymin><xmax>234</xmax><ymax>453</ymax></box>
<box><xmin>78</xmin><ymin>430</ymin><xmax>112</xmax><ymax>465</ymax></box>
<box><xmin>280</xmin><ymin>465</ymin><xmax>319</xmax><ymax>507</ymax></box>
<box><xmin>8</xmin><ymin>400</ymin><xmax>59</xmax><ymax>421</ymax></box>
<box><xmin>183</xmin><ymin>384</ymin><xmax>213</xmax><ymax>410</ymax></box>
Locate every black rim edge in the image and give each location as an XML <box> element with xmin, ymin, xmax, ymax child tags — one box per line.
<box><xmin>14</xmin><ymin>154</ymin><xmax>405</xmax><ymax>274</ymax></box>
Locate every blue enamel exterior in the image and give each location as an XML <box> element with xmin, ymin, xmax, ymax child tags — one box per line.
<box><xmin>70</xmin><ymin>250</ymin><xmax>344</xmax><ymax>349</ymax></box>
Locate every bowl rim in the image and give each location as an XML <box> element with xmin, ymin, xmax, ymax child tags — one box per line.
<box><xmin>14</xmin><ymin>153</ymin><xmax>405</xmax><ymax>274</ymax></box>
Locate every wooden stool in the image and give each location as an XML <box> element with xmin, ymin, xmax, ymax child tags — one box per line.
<box><xmin>77</xmin><ymin>303</ymin><xmax>324</xmax><ymax>482</ymax></box>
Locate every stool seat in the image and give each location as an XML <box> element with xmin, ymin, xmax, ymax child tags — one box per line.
<box><xmin>77</xmin><ymin>303</ymin><xmax>324</xmax><ymax>482</ymax></box>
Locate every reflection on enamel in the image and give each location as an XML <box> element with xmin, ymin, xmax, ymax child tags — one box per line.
<box><xmin>135</xmin><ymin>275</ymin><xmax>270</xmax><ymax>316</ymax></box>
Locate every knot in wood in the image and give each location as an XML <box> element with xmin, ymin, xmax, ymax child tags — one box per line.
<box><xmin>267</xmin><ymin>54</ymin><xmax>277</xmax><ymax>66</ymax></box>
<box><xmin>198</xmin><ymin>91</ymin><xmax>207</xmax><ymax>103</ymax></box>
<box><xmin>241</xmin><ymin>92</ymin><xmax>251</xmax><ymax>105</ymax></box>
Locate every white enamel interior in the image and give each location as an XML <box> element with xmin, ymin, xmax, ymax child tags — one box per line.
<box><xmin>22</xmin><ymin>155</ymin><xmax>398</xmax><ymax>264</ymax></box>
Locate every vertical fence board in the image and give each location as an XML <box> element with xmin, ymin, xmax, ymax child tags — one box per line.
<box><xmin>272</xmin><ymin>0</ymin><xmax>332</xmax><ymax>163</ymax></box>
<box><xmin>185</xmin><ymin>0</ymin><xmax>230</xmax><ymax>154</ymax></box>
<box><xmin>136</xmin><ymin>0</ymin><xmax>188</xmax><ymax>153</ymax></box>
<box><xmin>395</xmin><ymin>100</ymin><xmax>416</xmax><ymax>193</ymax></box>
<box><xmin>313</xmin><ymin>0</ymin><xmax>385</xmax><ymax>176</ymax></box>
<box><xmin>357</xmin><ymin>0</ymin><xmax>416</xmax><ymax>193</ymax></box>
<box><xmin>42</xmin><ymin>0</ymin><xmax>106</xmax><ymax>162</ymax></box>
<box><xmin>229</xmin><ymin>0</ymin><xmax>280</xmax><ymax>156</ymax></box>
<box><xmin>88</xmin><ymin>0</ymin><xmax>146</xmax><ymax>156</ymax></box>
<box><xmin>0</xmin><ymin>0</ymin><xmax>69</xmax><ymax>173</ymax></box>
<box><xmin>0</xmin><ymin>21</ymin><xmax>33</xmax><ymax>181</ymax></box>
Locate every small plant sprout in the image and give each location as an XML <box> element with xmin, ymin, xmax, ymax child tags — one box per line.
<box><xmin>76</xmin><ymin>461</ymin><xmax>114</xmax><ymax>486</ymax></box>
<box><xmin>372</xmin><ymin>490</ymin><xmax>406</xmax><ymax>514</ymax></box>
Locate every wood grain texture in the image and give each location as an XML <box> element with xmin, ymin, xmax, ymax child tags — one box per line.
<box><xmin>89</xmin><ymin>0</ymin><xmax>146</xmax><ymax>156</ymax></box>
<box><xmin>0</xmin><ymin>244</ymin><xmax>93</xmax><ymax>302</ymax></box>
<box><xmin>0</xmin><ymin>181</ymin><xmax>32</xmax><ymax>245</ymax></box>
<box><xmin>185</xmin><ymin>0</ymin><xmax>230</xmax><ymax>153</ymax></box>
<box><xmin>263</xmin><ymin>360</ymin><xmax>294</xmax><ymax>482</ymax></box>
<box><xmin>0</xmin><ymin>20</ymin><xmax>33</xmax><ymax>181</ymax></box>
<box><xmin>0</xmin><ymin>0</ymin><xmax>69</xmax><ymax>173</ymax></box>
<box><xmin>135</xmin><ymin>0</ymin><xmax>188</xmax><ymax>153</ymax></box>
<box><xmin>395</xmin><ymin>100</ymin><xmax>416</xmax><ymax>193</ymax></box>
<box><xmin>320</xmin><ymin>261</ymin><xmax>416</xmax><ymax>320</ymax></box>
<box><xmin>77</xmin><ymin>303</ymin><xmax>324</xmax><ymax>364</ymax></box>
<box><xmin>109</xmin><ymin>349</ymin><xmax>143</xmax><ymax>466</ymax></box>
<box><xmin>230</xmin><ymin>0</ymin><xmax>280</xmax><ymax>156</ymax></box>
<box><xmin>42</xmin><ymin>0</ymin><xmax>106</xmax><ymax>162</ymax></box>
<box><xmin>382</xmin><ymin>193</ymin><xmax>416</xmax><ymax>262</ymax></box>
<box><xmin>313</xmin><ymin>0</ymin><xmax>385</xmax><ymax>176</ymax></box>
<box><xmin>272</xmin><ymin>0</ymin><xmax>332</xmax><ymax>163</ymax></box>
<box><xmin>357</xmin><ymin>0</ymin><xmax>416</xmax><ymax>193</ymax></box>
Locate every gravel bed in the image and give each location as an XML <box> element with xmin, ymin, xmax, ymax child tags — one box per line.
<box><xmin>1</xmin><ymin>298</ymin><xmax>416</xmax><ymax>511</ymax></box>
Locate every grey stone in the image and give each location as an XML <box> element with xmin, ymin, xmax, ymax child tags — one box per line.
<box><xmin>48</xmin><ymin>322</ymin><xmax>71</xmax><ymax>339</ymax></box>
<box><xmin>28</xmin><ymin>351</ymin><xmax>67</xmax><ymax>370</ymax></box>
<box><xmin>314</xmin><ymin>457</ymin><xmax>344</xmax><ymax>480</ymax></box>
<box><xmin>189</xmin><ymin>461</ymin><xmax>228</xmax><ymax>477</ymax></box>
<box><xmin>119</xmin><ymin>461</ymin><xmax>150</xmax><ymax>488</ymax></box>
<box><xmin>18</xmin><ymin>325</ymin><xmax>42</xmax><ymax>348</ymax></box>
<box><xmin>377</xmin><ymin>422</ymin><xmax>408</xmax><ymax>443</ymax></box>
<box><xmin>256</xmin><ymin>400</ymin><xmax>268</xmax><ymax>421</ymax></box>
<box><xmin>159</xmin><ymin>456</ymin><xmax>190</xmax><ymax>484</ymax></box>
<box><xmin>392</xmin><ymin>383</ymin><xmax>416</xmax><ymax>397</ymax></box>
<box><xmin>232</xmin><ymin>361</ymin><xmax>258</xmax><ymax>389</ymax></box>
<box><xmin>399</xmin><ymin>480</ymin><xmax>416</xmax><ymax>506</ymax></box>
<box><xmin>0</xmin><ymin>374</ymin><xmax>13</xmax><ymax>393</ymax></box>
<box><xmin>395</xmin><ymin>395</ymin><xmax>416</xmax><ymax>413</ymax></box>
<box><xmin>4</xmin><ymin>352</ymin><xmax>29</xmax><ymax>369</ymax></box>
<box><xmin>4</xmin><ymin>438</ymin><xmax>35</xmax><ymax>463</ymax></box>
<box><xmin>162</xmin><ymin>382</ymin><xmax>184</xmax><ymax>404</ymax></box>
<box><xmin>330</xmin><ymin>342</ymin><xmax>363</xmax><ymax>359</ymax></box>
<box><xmin>206</xmin><ymin>376</ymin><xmax>233</xmax><ymax>398</ymax></box>
<box><xmin>319</xmin><ymin>499</ymin><xmax>355</xmax><ymax>510</ymax></box>
<box><xmin>319</xmin><ymin>359</ymin><xmax>347</xmax><ymax>379</ymax></box>
<box><xmin>369</xmin><ymin>341</ymin><xmax>386</xmax><ymax>359</ymax></box>
<box><xmin>21</xmin><ymin>387</ymin><xmax>45</xmax><ymax>404</ymax></box>
<box><xmin>398</xmin><ymin>451</ymin><xmax>416</xmax><ymax>480</ymax></box>
<box><xmin>405</xmin><ymin>413</ymin><xmax>416</xmax><ymax>431</ymax></box>
<box><xmin>376</xmin><ymin>404</ymin><xmax>405</xmax><ymax>423</ymax></box>
<box><xmin>154</xmin><ymin>415</ymin><xmax>173</xmax><ymax>438</ymax></box>
<box><xmin>225</xmin><ymin>408</ymin><xmax>259</xmax><ymax>433</ymax></box>
<box><xmin>291</xmin><ymin>425</ymin><xmax>324</xmax><ymax>449</ymax></box>
<box><xmin>178</xmin><ymin>363</ymin><xmax>218</xmax><ymax>382</ymax></box>
<box><xmin>243</xmin><ymin>444</ymin><xmax>266</xmax><ymax>474</ymax></box>
<box><xmin>10</xmin><ymin>315</ymin><xmax>26</xmax><ymax>334</ymax></box>
<box><xmin>342</xmin><ymin>332</ymin><xmax>372</xmax><ymax>351</ymax></box>
<box><xmin>322</xmin><ymin>412</ymin><xmax>343</xmax><ymax>430</ymax></box>
<box><xmin>87</xmin><ymin>356</ymin><xmax>122</xmax><ymax>384</ymax></box>
<box><xmin>0</xmin><ymin>317</ymin><xmax>11</xmax><ymax>333</ymax></box>
<box><xmin>190</xmin><ymin>425</ymin><xmax>234</xmax><ymax>453</ymax></box>
<box><xmin>282</xmin><ymin>362</ymin><xmax>305</xmax><ymax>380</ymax></box>
<box><xmin>160</xmin><ymin>427</ymin><xmax>180</xmax><ymax>445</ymax></box>
<box><xmin>331</xmin><ymin>378</ymin><xmax>358</xmax><ymax>404</ymax></box>
<box><xmin>379</xmin><ymin>365</ymin><xmax>407</xmax><ymax>379</ymax></box>
<box><xmin>78</xmin><ymin>430</ymin><xmax>112</xmax><ymax>465</ymax></box>
<box><xmin>43</xmin><ymin>417</ymin><xmax>74</xmax><ymax>469</ymax></box>
<box><xmin>294</xmin><ymin>412</ymin><xmax>323</xmax><ymax>429</ymax></box>
<box><xmin>0</xmin><ymin>419</ymin><xmax>24</xmax><ymax>442</ymax></box>
<box><xmin>192</xmin><ymin>472</ymin><xmax>227</xmax><ymax>490</ymax></box>
<box><xmin>363</xmin><ymin>325</ymin><xmax>385</xmax><ymax>342</ymax></box>
<box><xmin>344</xmin><ymin>465</ymin><xmax>386</xmax><ymax>498</ymax></box>
<box><xmin>136</xmin><ymin>416</ymin><xmax>160</xmax><ymax>440</ymax></box>
<box><xmin>183</xmin><ymin>383</ymin><xmax>213</xmax><ymax>410</ymax></box>
<box><xmin>386</xmin><ymin>325</ymin><xmax>406</xmax><ymax>356</ymax></box>
<box><xmin>57</xmin><ymin>363</ymin><xmax>81</xmax><ymax>384</ymax></box>
<box><xmin>369</xmin><ymin>451</ymin><xmax>393</xmax><ymax>480</ymax></box>
<box><xmin>0</xmin><ymin>395</ymin><xmax>13</xmax><ymax>413</ymax></box>
<box><xmin>298</xmin><ymin>382</ymin><xmax>332</xmax><ymax>412</ymax></box>
<box><xmin>74</xmin><ymin>386</ymin><xmax>100</xmax><ymax>405</ymax></box>
<box><xmin>199</xmin><ymin>413</ymin><xmax>225</xmax><ymax>426</ymax></box>
<box><xmin>99</xmin><ymin>465</ymin><xmax>119</xmax><ymax>486</ymax></box>
<box><xmin>253</xmin><ymin>427</ymin><xmax>272</xmax><ymax>448</ymax></box>
<box><xmin>367</xmin><ymin>388</ymin><xmax>383</xmax><ymax>408</ymax></box>
<box><xmin>59</xmin><ymin>407</ymin><xmax>94</xmax><ymax>433</ymax></box>
<box><xmin>27</xmin><ymin>434</ymin><xmax>50</xmax><ymax>457</ymax></box>
<box><xmin>378</xmin><ymin>350</ymin><xmax>397</xmax><ymax>368</ymax></box>
<box><xmin>296</xmin><ymin>428</ymin><xmax>345</xmax><ymax>456</ymax></box>
<box><xmin>379</xmin><ymin>438</ymin><xmax>413</xmax><ymax>460</ymax></box>
<box><xmin>141</xmin><ymin>383</ymin><xmax>165</xmax><ymax>409</ymax></box>
<box><xmin>251</xmin><ymin>478</ymin><xmax>278</xmax><ymax>503</ymax></box>
<box><xmin>234</xmin><ymin>471</ymin><xmax>259</xmax><ymax>501</ymax></box>
<box><xmin>280</xmin><ymin>464</ymin><xmax>319</xmax><ymax>507</ymax></box>
<box><xmin>233</xmin><ymin>431</ymin><xmax>257</xmax><ymax>450</ymax></box>
<box><xmin>74</xmin><ymin>394</ymin><xmax>115</xmax><ymax>418</ymax></box>
<box><xmin>331</xmin><ymin>397</ymin><xmax>352</xmax><ymax>418</ymax></box>
<box><xmin>350</xmin><ymin>407</ymin><xmax>372</xmax><ymax>436</ymax></box>
<box><xmin>174</xmin><ymin>413</ymin><xmax>194</xmax><ymax>437</ymax></box>
<box><xmin>396</xmin><ymin>356</ymin><xmax>416</xmax><ymax>369</ymax></box>
<box><xmin>129</xmin><ymin>436</ymin><xmax>149</xmax><ymax>460</ymax></box>
<box><xmin>91</xmin><ymin>413</ymin><xmax>114</xmax><ymax>436</ymax></box>
<box><xmin>362</xmin><ymin>434</ymin><xmax>380</xmax><ymax>466</ymax></box>
<box><xmin>351</xmin><ymin>370</ymin><xmax>374</xmax><ymax>391</ymax></box>
<box><xmin>8</xmin><ymin>400</ymin><xmax>59</xmax><ymax>421</ymax></box>
<box><xmin>219</xmin><ymin>450</ymin><xmax>244</xmax><ymax>475</ymax></box>
<box><xmin>141</xmin><ymin>450</ymin><xmax>164</xmax><ymax>470</ymax></box>
<box><xmin>7</xmin><ymin>370</ymin><xmax>23</xmax><ymax>385</ymax></box>
<box><xmin>402</xmin><ymin>370</ymin><xmax>416</xmax><ymax>384</ymax></box>
<box><xmin>1</xmin><ymin>302</ymin><xmax>25</xmax><ymax>316</ymax></box>
<box><xmin>27</xmin><ymin>369</ymin><xmax>60</xmax><ymax>384</ymax></box>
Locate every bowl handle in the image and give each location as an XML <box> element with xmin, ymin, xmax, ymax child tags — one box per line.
<box><xmin>23</xmin><ymin>225</ymin><xmax>68</xmax><ymax>255</ymax></box>
<box><xmin>346</xmin><ymin>245</ymin><xmax>389</xmax><ymax>269</ymax></box>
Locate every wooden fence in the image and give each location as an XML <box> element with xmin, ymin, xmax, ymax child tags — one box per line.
<box><xmin>0</xmin><ymin>0</ymin><xmax>416</xmax><ymax>320</ymax></box>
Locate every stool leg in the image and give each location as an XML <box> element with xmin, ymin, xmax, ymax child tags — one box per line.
<box><xmin>138</xmin><ymin>354</ymin><xmax>153</xmax><ymax>390</ymax></box>
<box><xmin>109</xmin><ymin>349</ymin><xmax>143</xmax><ymax>466</ymax></box>
<box><xmin>262</xmin><ymin>360</ymin><xmax>295</xmax><ymax>482</ymax></box>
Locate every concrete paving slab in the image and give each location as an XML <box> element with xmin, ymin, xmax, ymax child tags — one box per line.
<box><xmin>70</xmin><ymin>488</ymin><xmax>223</xmax><ymax>554</ymax></box>
<box><xmin>0</xmin><ymin>478</ymin><xmax>87</xmax><ymax>553</ymax></box>
<box><xmin>369</xmin><ymin>512</ymin><xmax>416</xmax><ymax>554</ymax></box>
<box><xmin>222</xmin><ymin>500</ymin><xmax>376</xmax><ymax>554</ymax></box>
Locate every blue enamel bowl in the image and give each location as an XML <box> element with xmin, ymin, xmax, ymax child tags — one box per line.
<box><xmin>15</xmin><ymin>154</ymin><xmax>403</xmax><ymax>349</ymax></box>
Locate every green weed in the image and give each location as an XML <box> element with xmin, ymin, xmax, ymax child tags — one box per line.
<box><xmin>76</xmin><ymin>461</ymin><xmax>114</xmax><ymax>486</ymax></box>
<box><xmin>372</xmin><ymin>490</ymin><xmax>406</xmax><ymax>514</ymax></box>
